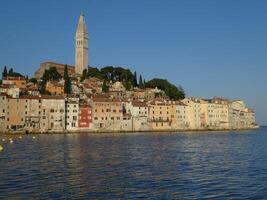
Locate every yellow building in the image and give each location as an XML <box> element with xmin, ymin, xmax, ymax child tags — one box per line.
<box><xmin>46</xmin><ymin>81</ymin><xmax>64</xmax><ymax>95</ymax></box>
<box><xmin>148</xmin><ymin>100</ymin><xmax>175</xmax><ymax>131</ymax></box>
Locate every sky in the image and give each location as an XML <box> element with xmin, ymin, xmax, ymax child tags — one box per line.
<box><xmin>0</xmin><ymin>0</ymin><xmax>266</xmax><ymax>125</ymax></box>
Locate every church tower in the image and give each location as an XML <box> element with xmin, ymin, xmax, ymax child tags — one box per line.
<box><xmin>75</xmin><ymin>13</ymin><xmax>88</xmax><ymax>75</ymax></box>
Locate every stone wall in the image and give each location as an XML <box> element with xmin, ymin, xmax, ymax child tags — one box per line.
<box><xmin>34</xmin><ymin>62</ymin><xmax>75</xmax><ymax>79</ymax></box>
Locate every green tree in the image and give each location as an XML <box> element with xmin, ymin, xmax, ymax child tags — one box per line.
<box><xmin>29</xmin><ymin>78</ymin><xmax>37</xmax><ymax>84</ymax></box>
<box><xmin>42</xmin><ymin>67</ymin><xmax>62</xmax><ymax>81</ymax></box>
<box><xmin>139</xmin><ymin>75</ymin><xmax>143</xmax><ymax>88</ymax></box>
<box><xmin>133</xmin><ymin>71</ymin><xmax>138</xmax><ymax>87</ymax></box>
<box><xmin>8</xmin><ymin>68</ymin><xmax>14</xmax><ymax>77</ymax></box>
<box><xmin>64</xmin><ymin>65</ymin><xmax>71</xmax><ymax>94</ymax></box>
<box><xmin>124</xmin><ymin>81</ymin><xmax>132</xmax><ymax>91</ymax></box>
<box><xmin>81</xmin><ymin>68</ymin><xmax>87</xmax><ymax>82</ymax></box>
<box><xmin>87</xmin><ymin>67</ymin><xmax>103</xmax><ymax>79</ymax></box>
<box><xmin>145</xmin><ymin>78</ymin><xmax>185</xmax><ymax>100</ymax></box>
<box><xmin>102</xmin><ymin>79</ymin><xmax>109</xmax><ymax>93</ymax></box>
<box><xmin>2</xmin><ymin>66</ymin><xmax>7</xmax><ymax>78</ymax></box>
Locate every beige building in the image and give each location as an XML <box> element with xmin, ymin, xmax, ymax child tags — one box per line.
<box><xmin>92</xmin><ymin>97</ymin><xmax>123</xmax><ymax>131</ymax></box>
<box><xmin>40</xmin><ymin>96</ymin><xmax>65</xmax><ymax>132</ymax></box>
<box><xmin>22</xmin><ymin>96</ymin><xmax>42</xmax><ymax>132</ymax></box>
<box><xmin>46</xmin><ymin>81</ymin><xmax>64</xmax><ymax>95</ymax></box>
<box><xmin>5</xmin><ymin>97</ymin><xmax>27</xmax><ymax>131</ymax></box>
<box><xmin>174</xmin><ymin>101</ymin><xmax>190</xmax><ymax>129</ymax></box>
<box><xmin>0</xmin><ymin>93</ymin><xmax>7</xmax><ymax>132</ymax></box>
<box><xmin>3</xmin><ymin>76</ymin><xmax>26</xmax><ymax>89</ymax></box>
<box><xmin>75</xmin><ymin>13</ymin><xmax>89</xmax><ymax>75</ymax></box>
<box><xmin>182</xmin><ymin>98</ymin><xmax>202</xmax><ymax>129</ymax></box>
<box><xmin>148</xmin><ymin>100</ymin><xmax>174</xmax><ymax>131</ymax></box>
<box><xmin>66</xmin><ymin>97</ymin><xmax>79</xmax><ymax>131</ymax></box>
<box><xmin>0</xmin><ymin>84</ymin><xmax>20</xmax><ymax>98</ymax></box>
<box><xmin>229</xmin><ymin>100</ymin><xmax>256</xmax><ymax>129</ymax></box>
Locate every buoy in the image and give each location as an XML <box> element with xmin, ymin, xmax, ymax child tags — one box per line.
<box><xmin>0</xmin><ymin>145</ymin><xmax>3</xmax><ymax>151</ymax></box>
<box><xmin>32</xmin><ymin>136</ymin><xmax>36</xmax><ymax>139</ymax></box>
<box><xmin>9</xmin><ymin>140</ymin><xmax>13</xmax><ymax>144</ymax></box>
<box><xmin>2</xmin><ymin>139</ymin><xmax>5</xmax><ymax>142</ymax></box>
<box><xmin>19</xmin><ymin>136</ymin><xmax>22</xmax><ymax>139</ymax></box>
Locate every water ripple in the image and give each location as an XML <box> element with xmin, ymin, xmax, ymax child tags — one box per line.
<box><xmin>0</xmin><ymin>128</ymin><xmax>267</xmax><ymax>199</ymax></box>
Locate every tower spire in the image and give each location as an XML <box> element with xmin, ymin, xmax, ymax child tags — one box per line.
<box><xmin>75</xmin><ymin>13</ymin><xmax>89</xmax><ymax>75</ymax></box>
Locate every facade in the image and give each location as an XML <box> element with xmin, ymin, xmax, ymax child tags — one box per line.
<box><xmin>92</xmin><ymin>97</ymin><xmax>123</xmax><ymax>131</ymax></box>
<box><xmin>23</xmin><ymin>96</ymin><xmax>42</xmax><ymax>132</ymax></box>
<box><xmin>40</xmin><ymin>96</ymin><xmax>65</xmax><ymax>132</ymax></box>
<box><xmin>66</xmin><ymin>98</ymin><xmax>79</xmax><ymax>131</ymax></box>
<box><xmin>229</xmin><ymin>100</ymin><xmax>256</xmax><ymax>129</ymax></box>
<box><xmin>34</xmin><ymin>62</ymin><xmax>75</xmax><ymax>79</ymax></box>
<box><xmin>46</xmin><ymin>81</ymin><xmax>64</xmax><ymax>95</ymax></box>
<box><xmin>174</xmin><ymin>102</ymin><xmax>190</xmax><ymax>129</ymax></box>
<box><xmin>5</xmin><ymin>97</ymin><xmax>27</xmax><ymax>131</ymax></box>
<box><xmin>125</xmin><ymin>100</ymin><xmax>150</xmax><ymax>131</ymax></box>
<box><xmin>3</xmin><ymin>76</ymin><xmax>26</xmax><ymax>89</ymax></box>
<box><xmin>75</xmin><ymin>13</ymin><xmax>89</xmax><ymax>75</ymax></box>
<box><xmin>0</xmin><ymin>94</ymin><xmax>7</xmax><ymax>132</ymax></box>
<box><xmin>78</xmin><ymin>104</ymin><xmax>93</xmax><ymax>130</ymax></box>
<box><xmin>0</xmin><ymin>84</ymin><xmax>20</xmax><ymax>98</ymax></box>
<box><xmin>148</xmin><ymin>100</ymin><xmax>174</xmax><ymax>131</ymax></box>
<box><xmin>205</xmin><ymin>98</ymin><xmax>229</xmax><ymax>129</ymax></box>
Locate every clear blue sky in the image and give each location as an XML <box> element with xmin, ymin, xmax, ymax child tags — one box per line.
<box><xmin>0</xmin><ymin>0</ymin><xmax>266</xmax><ymax>125</ymax></box>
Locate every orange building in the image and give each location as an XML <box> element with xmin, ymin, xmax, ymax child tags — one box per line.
<box><xmin>46</xmin><ymin>81</ymin><xmax>64</xmax><ymax>95</ymax></box>
<box><xmin>92</xmin><ymin>96</ymin><xmax>123</xmax><ymax>130</ymax></box>
<box><xmin>3</xmin><ymin>76</ymin><xmax>27</xmax><ymax>89</ymax></box>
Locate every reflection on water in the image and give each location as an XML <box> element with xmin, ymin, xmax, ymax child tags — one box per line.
<box><xmin>1</xmin><ymin>128</ymin><xmax>267</xmax><ymax>199</ymax></box>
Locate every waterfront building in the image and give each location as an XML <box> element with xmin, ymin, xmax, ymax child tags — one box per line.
<box><xmin>46</xmin><ymin>81</ymin><xmax>64</xmax><ymax>95</ymax></box>
<box><xmin>205</xmin><ymin>98</ymin><xmax>229</xmax><ymax>129</ymax></box>
<box><xmin>148</xmin><ymin>100</ymin><xmax>174</xmax><ymax>131</ymax></box>
<box><xmin>78</xmin><ymin>104</ymin><xmax>93</xmax><ymax>130</ymax></box>
<box><xmin>22</xmin><ymin>96</ymin><xmax>42</xmax><ymax>132</ymax></box>
<box><xmin>2</xmin><ymin>76</ymin><xmax>26</xmax><ymax>89</ymax></box>
<box><xmin>182</xmin><ymin>98</ymin><xmax>202</xmax><ymax>129</ymax></box>
<box><xmin>92</xmin><ymin>97</ymin><xmax>123</xmax><ymax>131</ymax></box>
<box><xmin>75</xmin><ymin>13</ymin><xmax>89</xmax><ymax>75</ymax></box>
<box><xmin>229</xmin><ymin>100</ymin><xmax>256</xmax><ymax>129</ymax></box>
<box><xmin>125</xmin><ymin>100</ymin><xmax>150</xmax><ymax>131</ymax></box>
<box><xmin>0</xmin><ymin>93</ymin><xmax>7</xmax><ymax>132</ymax></box>
<box><xmin>5</xmin><ymin>97</ymin><xmax>27</xmax><ymax>131</ymax></box>
<box><xmin>40</xmin><ymin>96</ymin><xmax>65</xmax><ymax>132</ymax></box>
<box><xmin>66</xmin><ymin>97</ymin><xmax>79</xmax><ymax>131</ymax></box>
<box><xmin>174</xmin><ymin>101</ymin><xmax>190</xmax><ymax>129</ymax></box>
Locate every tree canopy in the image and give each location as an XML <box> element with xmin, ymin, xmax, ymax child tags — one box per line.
<box><xmin>145</xmin><ymin>78</ymin><xmax>185</xmax><ymax>100</ymax></box>
<box><xmin>42</xmin><ymin>67</ymin><xmax>62</xmax><ymax>82</ymax></box>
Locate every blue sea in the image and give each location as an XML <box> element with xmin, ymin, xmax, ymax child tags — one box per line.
<box><xmin>0</xmin><ymin>127</ymin><xmax>267</xmax><ymax>199</ymax></box>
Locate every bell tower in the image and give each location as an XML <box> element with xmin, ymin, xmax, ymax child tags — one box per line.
<box><xmin>75</xmin><ymin>13</ymin><xmax>88</xmax><ymax>75</ymax></box>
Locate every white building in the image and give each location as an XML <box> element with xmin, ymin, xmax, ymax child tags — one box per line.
<box><xmin>66</xmin><ymin>97</ymin><xmax>79</xmax><ymax>131</ymax></box>
<box><xmin>125</xmin><ymin>100</ymin><xmax>150</xmax><ymax>131</ymax></box>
